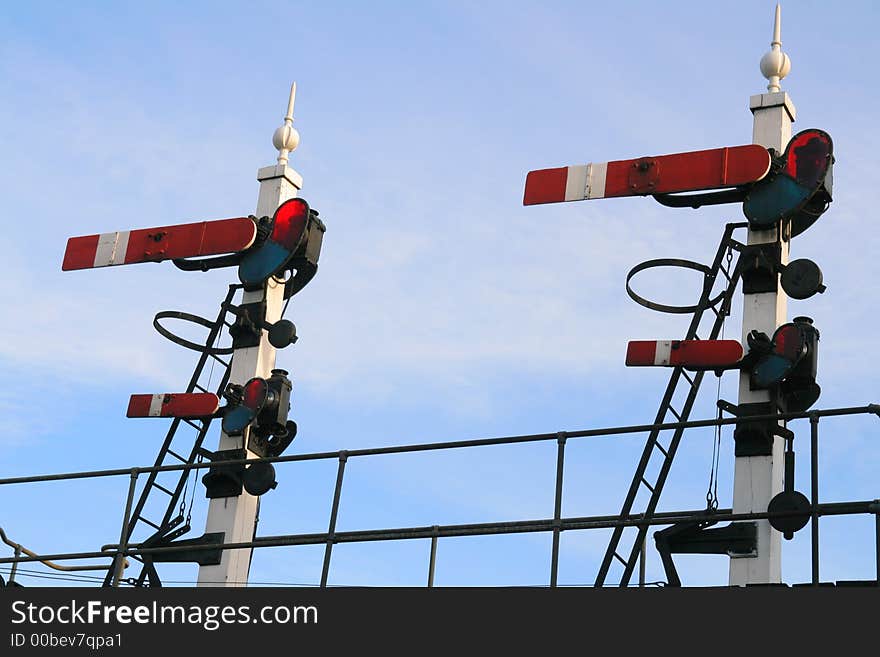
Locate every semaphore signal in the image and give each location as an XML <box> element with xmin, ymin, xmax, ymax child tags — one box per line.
<box><xmin>5</xmin><ymin>5</ymin><xmax>873</xmax><ymax>592</ymax></box>
<box><xmin>625</xmin><ymin>340</ymin><xmax>744</xmax><ymax>369</ymax></box>
<box><xmin>126</xmin><ymin>393</ymin><xmax>221</xmax><ymax>419</ymax></box>
<box><xmin>58</xmin><ymin>82</ymin><xmax>325</xmax><ymax>588</ymax></box>
<box><xmin>522</xmin><ymin>4</ymin><xmax>832</xmax><ymax>587</ymax></box>
<box><xmin>523</xmin><ymin>144</ymin><xmax>771</xmax><ymax>206</ymax></box>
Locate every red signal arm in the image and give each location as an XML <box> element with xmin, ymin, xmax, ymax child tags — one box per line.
<box><xmin>626</xmin><ymin>340</ymin><xmax>744</xmax><ymax>370</ymax></box>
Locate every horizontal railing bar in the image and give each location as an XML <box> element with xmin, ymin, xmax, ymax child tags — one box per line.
<box><xmin>3</xmin><ymin>500</ymin><xmax>878</xmax><ymax>566</ymax></box>
<box><xmin>1</xmin><ymin>405</ymin><xmax>877</xmax><ymax>487</ymax></box>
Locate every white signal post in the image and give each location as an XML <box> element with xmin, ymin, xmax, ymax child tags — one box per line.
<box><xmin>197</xmin><ymin>83</ymin><xmax>303</xmax><ymax>587</ymax></box>
<box><xmin>729</xmin><ymin>5</ymin><xmax>794</xmax><ymax>586</ymax></box>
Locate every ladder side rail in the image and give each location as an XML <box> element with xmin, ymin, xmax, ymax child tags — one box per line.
<box><xmin>124</xmin><ymin>285</ymin><xmax>238</xmax><ymax>541</ymax></box>
<box><xmin>153</xmin><ymin>362</ymin><xmax>234</xmax><ymax>534</ymax></box>
<box><xmin>594</xmin><ymin>223</ymin><xmax>742</xmax><ymax>586</ymax></box>
<box><xmin>616</xmin><ymin>239</ymin><xmax>743</xmax><ymax>585</ymax></box>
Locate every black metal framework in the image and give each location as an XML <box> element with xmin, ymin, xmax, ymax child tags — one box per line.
<box><xmin>5</xmin><ymin>223</ymin><xmax>875</xmax><ymax>588</ymax></box>
<box><xmin>595</xmin><ymin>222</ymin><xmax>744</xmax><ymax>587</ymax></box>
<box><xmin>2</xmin><ymin>404</ymin><xmax>879</xmax><ymax>587</ymax></box>
<box><xmin>107</xmin><ymin>284</ymin><xmax>241</xmax><ymax>586</ymax></box>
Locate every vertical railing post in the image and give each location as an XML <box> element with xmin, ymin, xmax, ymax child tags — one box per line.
<box><xmin>639</xmin><ymin>526</ymin><xmax>646</xmax><ymax>587</ymax></box>
<box><xmin>9</xmin><ymin>545</ymin><xmax>21</xmax><ymax>585</ymax></box>
<box><xmin>114</xmin><ymin>468</ymin><xmax>139</xmax><ymax>587</ymax></box>
<box><xmin>871</xmin><ymin>501</ymin><xmax>880</xmax><ymax>585</ymax></box>
<box><xmin>550</xmin><ymin>432</ymin><xmax>567</xmax><ymax>587</ymax></box>
<box><xmin>809</xmin><ymin>413</ymin><xmax>820</xmax><ymax>585</ymax></box>
<box><xmin>427</xmin><ymin>526</ymin><xmax>439</xmax><ymax>587</ymax></box>
<box><xmin>321</xmin><ymin>451</ymin><xmax>348</xmax><ymax>587</ymax></box>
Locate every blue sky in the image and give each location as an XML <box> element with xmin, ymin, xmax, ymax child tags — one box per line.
<box><xmin>1</xmin><ymin>1</ymin><xmax>879</xmax><ymax>587</ymax></box>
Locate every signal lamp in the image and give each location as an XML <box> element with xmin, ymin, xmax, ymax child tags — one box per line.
<box><xmin>750</xmin><ymin>317</ymin><xmax>820</xmax><ymax>411</ymax></box>
<box><xmin>221</xmin><ymin>370</ymin><xmax>292</xmax><ymax>438</ymax></box>
<box><xmin>239</xmin><ymin>198</ymin><xmax>310</xmax><ymax>288</ymax></box>
<box><xmin>743</xmin><ymin>128</ymin><xmax>833</xmax><ymax>237</ymax></box>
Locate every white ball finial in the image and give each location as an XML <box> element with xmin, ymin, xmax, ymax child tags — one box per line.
<box><xmin>273</xmin><ymin>82</ymin><xmax>300</xmax><ymax>166</ymax></box>
<box><xmin>273</xmin><ymin>123</ymin><xmax>300</xmax><ymax>157</ymax></box>
<box><xmin>760</xmin><ymin>4</ymin><xmax>791</xmax><ymax>93</ymax></box>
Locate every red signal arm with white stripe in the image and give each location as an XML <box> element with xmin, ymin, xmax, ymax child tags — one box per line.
<box><xmin>626</xmin><ymin>340</ymin><xmax>744</xmax><ymax>370</ymax></box>
<box><xmin>523</xmin><ymin>144</ymin><xmax>771</xmax><ymax>206</ymax></box>
<box><xmin>62</xmin><ymin>217</ymin><xmax>257</xmax><ymax>271</ymax></box>
<box><xmin>127</xmin><ymin>393</ymin><xmax>220</xmax><ymax>418</ymax></box>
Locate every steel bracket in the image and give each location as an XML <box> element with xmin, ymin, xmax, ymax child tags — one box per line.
<box><xmin>150</xmin><ymin>532</ymin><xmax>225</xmax><ymax>567</ymax></box>
<box><xmin>655</xmin><ymin>520</ymin><xmax>758</xmax><ymax>586</ymax></box>
<box><xmin>200</xmin><ymin>448</ymin><xmax>246</xmax><ymax>498</ymax></box>
<box><xmin>228</xmin><ymin>301</ymin><xmax>266</xmax><ymax>349</ymax></box>
<box><xmin>720</xmin><ymin>400</ymin><xmax>792</xmax><ymax>456</ymax></box>
<box><xmin>731</xmin><ymin>401</ymin><xmax>775</xmax><ymax>456</ymax></box>
<box><xmin>739</xmin><ymin>242</ymin><xmax>781</xmax><ymax>294</ymax></box>
<box><xmin>627</xmin><ymin>158</ymin><xmax>660</xmax><ymax>194</ymax></box>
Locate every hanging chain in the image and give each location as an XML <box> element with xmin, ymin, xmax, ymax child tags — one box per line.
<box><xmin>205</xmin><ymin>317</ymin><xmax>223</xmax><ymax>391</ymax></box>
<box><xmin>181</xmin><ymin>315</ymin><xmax>227</xmax><ymax>523</ymax></box>
<box><xmin>186</xmin><ymin>454</ymin><xmax>201</xmax><ymax>524</ymax></box>
<box><xmin>706</xmin><ymin>243</ymin><xmax>733</xmax><ymax>511</ymax></box>
<box><xmin>179</xmin><ymin>469</ymin><xmax>188</xmax><ymax>518</ymax></box>
<box><xmin>706</xmin><ymin>404</ymin><xmax>722</xmax><ymax>511</ymax></box>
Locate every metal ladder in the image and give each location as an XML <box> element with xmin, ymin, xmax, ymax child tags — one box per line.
<box><xmin>594</xmin><ymin>223</ymin><xmax>745</xmax><ymax>587</ymax></box>
<box><xmin>104</xmin><ymin>284</ymin><xmax>240</xmax><ymax>586</ymax></box>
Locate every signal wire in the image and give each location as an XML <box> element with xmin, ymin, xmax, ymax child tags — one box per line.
<box><xmin>706</xmin><ymin>245</ymin><xmax>733</xmax><ymax>511</ymax></box>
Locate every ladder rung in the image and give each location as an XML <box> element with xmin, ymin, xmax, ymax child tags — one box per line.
<box><xmin>668</xmin><ymin>406</ymin><xmax>682</xmax><ymax>422</ymax></box>
<box><xmin>653</xmin><ymin>442</ymin><xmax>669</xmax><ymax>457</ymax></box>
<box><xmin>193</xmin><ymin>383</ymin><xmax>208</xmax><ymax>393</ymax></box>
<box><xmin>210</xmin><ymin>353</ymin><xmax>229</xmax><ymax>368</ymax></box>
<box><xmin>613</xmin><ymin>551</ymin><xmax>628</xmax><ymax>566</ymax></box>
<box><xmin>137</xmin><ymin>516</ymin><xmax>160</xmax><ymax>530</ymax></box>
<box><xmin>681</xmin><ymin>370</ymin><xmax>695</xmax><ymax>386</ymax></box>
<box><xmin>182</xmin><ymin>418</ymin><xmax>204</xmax><ymax>431</ymax></box>
<box><xmin>167</xmin><ymin>449</ymin><xmax>188</xmax><ymax>463</ymax></box>
<box><xmin>152</xmin><ymin>483</ymin><xmax>174</xmax><ymax>496</ymax></box>
<box><xmin>640</xmin><ymin>477</ymin><xmax>655</xmax><ymax>493</ymax></box>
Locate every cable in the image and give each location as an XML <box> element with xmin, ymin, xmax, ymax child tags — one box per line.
<box><xmin>705</xmin><ymin>245</ymin><xmax>732</xmax><ymax>512</ymax></box>
<box><xmin>0</xmin><ymin>568</ymin><xmax>108</xmax><ymax>584</ymax></box>
<box><xmin>186</xmin><ymin>456</ymin><xmax>200</xmax><ymax>525</ymax></box>
<box><xmin>4</xmin><ymin>562</ymin><xmax>665</xmax><ymax>588</ymax></box>
<box><xmin>4</xmin><ymin>566</ymin><xmax>553</xmax><ymax>588</ymax></box>
<box><xmin>178</xmin><ymin>315</ymin><xmax>227</xmax><ymax>525</ymax></box>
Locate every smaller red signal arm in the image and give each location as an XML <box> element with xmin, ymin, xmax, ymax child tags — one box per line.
<box><xmin>523</xmin><ymin>144</ymin><xmax>771</xmax><ymax>206</ymax></box>
<box><xmin>626</xmin><ymin>340</ymin><xmax>744</xmax><ymax>370</ymax></box>
<box><xmin>127</xmin><ymin>393</ymin><xmax>220</xmax><ymax>418</ymax></box>
<box><xmin>62</xmin><ymin>217</ymin><xmax>257</xmax><ymax>271</ymax></box>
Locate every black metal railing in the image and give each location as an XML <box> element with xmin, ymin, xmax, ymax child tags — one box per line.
<box><xmin>1</xmin><ymin>404</ymin><xmax>878</xmax><ymax>587</ymax></box>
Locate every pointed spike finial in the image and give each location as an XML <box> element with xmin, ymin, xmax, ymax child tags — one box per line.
<box><xmin>273</xmin><ymin>82</ymin><xmax>300</xmax><ymax>166</ymax></box>
<box><xmin>285</xmin><ymin>82</ymin><xmax>297</xmax><ymax>122</ymax></box>
<box><xmin>772</xmin><ymin>4</ymin><xmax>782</xmax><ymax>46</ymax></box>
<box><xmin>759</xmin><ymin>4</ymin><xmax>791</xmax><ymax>93</ymax></box>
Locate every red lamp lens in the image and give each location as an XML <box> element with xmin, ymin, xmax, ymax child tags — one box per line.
<box><xmin>785</xmin><ymin>130</ymin><xmax>832</xmax><ymax>188</ymax></box>
<box><xmin>773</xmin><ymin>325</ymin><xmax>805</xmax><ymax>363</ymax></box>
<box><xmin>243</xmin><ymin>378</ymin><xmax>268</xmax><ymax>412</ymax></box>
<box><xmin>271</xmin><ymin>198</ymin><xmax>309</xmax><ymax>250</ymax></box>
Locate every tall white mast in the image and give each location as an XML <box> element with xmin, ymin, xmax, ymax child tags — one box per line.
<box><xmin>729</xmin><ymin>5</ymin><xmax>794</xmax><ymax>586</ymax></box>
<box><xmin>197</xmin><ymin>83</ymin><xmax>302</xmax><ymax>587</ymax></box>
